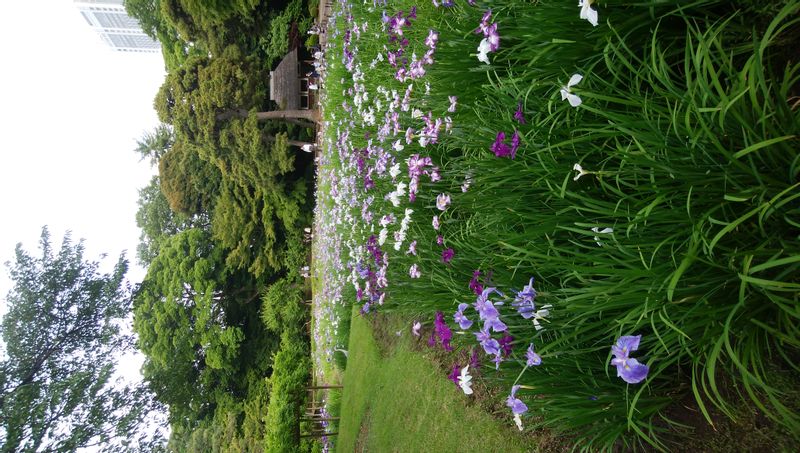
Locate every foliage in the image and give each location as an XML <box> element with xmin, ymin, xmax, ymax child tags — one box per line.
<box><xmin>264</xmin><ymin>331</ymin><xmax>310</xmax><ymax>453</ymax></box>
<box><xmin>135</xmin><ymin>175</ymin><xmax>200</xmax><ymax>266</ymax></box>
<box><xmin>317</xmin><ymin>0</ymin><xmax>800</xmax><ymax>450</ymax></box>
<box><xmin>130</xmin><ymin>0</ymin><xmax>320</xmax><ymax>449</ymax></box>
<box><xmin>0</xmin><ymin>227</ymin><xmax>161</xmax><ymax>452</ymax></box>
<box><xmin>158</xmin><ymin>139</ymin><xmax>222</xmax><ymax>216</ymax></box>
<box><xmin>133</xmin><ymin>228</ymin><xmax>260</xmax><ymax>426</ymax></box>
<box><xmin>260</xmin><ymin>277</ymin><xmax>306</xmax><ymax>333</ymax></box>
<box><xmin>135</xmin><ymin>124</ymin><xmax>174</xmax><ymax>167</ymax></box>
<box><xmin>260</xmin><ymin>0</ymin><xmax>305</xmax><ymax>68</ymax></box>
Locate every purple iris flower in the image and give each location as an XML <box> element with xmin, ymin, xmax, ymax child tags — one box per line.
<box><xmin>514</xmin><ymin>101</ymin><xmax>526</xmax><ymax>124</ymax></box>
<box><xmin>437</xmin><ymin>235</ymin><xmax>444</xmax><ymax>246</ymax></box>
<box><xmin>474</xmin><ymin>287</ymin><xmax>503</xmax><ymax>315</ymax></box>
<box><xmin>474</xmin><ymin>294</ymin><xmax>499</xmax><ymax>321</ymax></box>
<box><xmin>483</xmin><ymin>316</ymin><xmax>507</xmax><ymax>333</ymax></box>
<box><xmin>425</xmin><ymin>30</ymin><xmax>439</xmax><ymax>48</ymax></box>
<box><xmin>491</xmin><ymin>131</ymin><xmax>513</xmax><ymax>158</ymax></box>
<box><xmin>610</xmin><ymin>335</ymin><xmax>649</xmax><ymax>384</ymax></box>
<box><xmin>482</xmin><ymin>338</ymin><xmax>500</xmax><ymax>356</ymax></box>
<box><xmin>442</xmin><ymin>247</ymin><xmax>455</xmax><ymax>264</ymax></box>
<box><xmin>499</xmin><ymin>332</ymin><xmax>514</xmax><ymax>356</ymax></box>
<box><xmin>506</xmin><ymin>385</ymin><xmax>528</xmax><ymax>415</ymax></box>
<box><xmin>512</xmin><ymin>277</ymin><xmax>537</xmax><ymax>319</ymax></box>
<box><xmin>448</xmin><ymin>95</ymin><xmax>458</xmax><ymax>113</ymax></box>
<box><xmin>474</xmin><ymin>328</ymin><xmax>491</xmax><ymax>343</ymax></box>
<box><xmin>476</xmin><ymin>10</ymin><xmax>492</xmax><ymax>35</ymax></box>
<box><xmin>454</xmin><ymin>303</ymin><xmax>474</xmax><ymax>330</ymax></box>
<box><xmin>485</xmin><ymin>23</ymin><xmax>500</xmax><ymax>51</ymax></box>
<box><xmin>355</xmin><ymin>262</ymin><xmax>370</xmax><ymax>279</ymax></box>
<box><xmin>526</xmin><ymin>343</ymin><xmax>542</xmax><ymax>366</ymax></box>
<box><xmin>492</xmin><ymin>353</ymin><xmax>504</xmax><ymax>369</ymax></box>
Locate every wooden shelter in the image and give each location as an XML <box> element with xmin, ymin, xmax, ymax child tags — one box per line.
<box><xmin>269</xmin><ymin>48</ymin><xmax>315</xmax><ymax>110</ymax></box>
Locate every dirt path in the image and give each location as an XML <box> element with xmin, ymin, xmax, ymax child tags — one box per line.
<box><xmin>313</xmin><ymin>0</ymin><xmax>335</xmax><ymax>161</ymax></box>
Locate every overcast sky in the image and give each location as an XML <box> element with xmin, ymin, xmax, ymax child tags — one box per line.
<box><xmin>0</xmin><ymin>1</ymin><xmax>165</xmax><ymax>375</ymax></box>
<box><xmin>0</xmin><ymin>0</ymin><xmax>164</xmax><ymax>294</ymax></box>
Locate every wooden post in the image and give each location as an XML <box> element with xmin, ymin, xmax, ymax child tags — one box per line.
<box><xmin>300</xmin><ymin>432</ymin><xmax>338</xmax><ymax>439</ymax></box>
<box><xmin>301</xmin><ymin>416</ymin><xmax>339</xmax><ymax>422</ymax></box>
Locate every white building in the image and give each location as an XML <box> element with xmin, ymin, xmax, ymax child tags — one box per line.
<box><xmin>74</xmin><ymin>0</ymin><xmax>160</xmax><ymax>53</ymax></box>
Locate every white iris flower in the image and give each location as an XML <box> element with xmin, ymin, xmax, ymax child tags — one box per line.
<box><xmin>560</xmin><ymin>74</ymin><xmax>584</xmax><ymax>107</ymax></box>
<box><xmin>578</xmin><ymin>0</ymin><xmax>599</xmax><ymax>27</ymax></box>
<box><xmin>458</xmin><ymin>365</ymin><xmax>474</xmax><ymax>395</ymax></box>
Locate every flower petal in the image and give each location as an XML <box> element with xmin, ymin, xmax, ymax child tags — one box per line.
<box><xmin>566</xmin><ymin>93</ymin><xmax>583</xmax><ymax>107</ymax></box>
<box><xmin>613</xmin><ymin>335</ymin><xmax>641</xmax><ymax>358</ymax></box>
<box><xmin>617</xmin><ymin>358</ymin><xmax>649</xmax><ymax>384</ymax></box>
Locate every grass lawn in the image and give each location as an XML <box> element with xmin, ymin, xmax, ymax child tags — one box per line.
<box><xmin>336</xmin><ymin>308</ymin><xmax>536</xmax><ymax>453</ymax></box>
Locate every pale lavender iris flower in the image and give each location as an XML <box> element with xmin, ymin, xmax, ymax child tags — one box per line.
<box><xmin>610</xmin><ymin>335</ymin><xmax>649</xmax><ymax>384</ymax></box>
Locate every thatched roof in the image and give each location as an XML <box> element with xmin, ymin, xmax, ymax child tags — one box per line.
<box><xmin>269</xmin><ymin>48</ymin><xmax>300</xmax><ymax>110</ymax></box>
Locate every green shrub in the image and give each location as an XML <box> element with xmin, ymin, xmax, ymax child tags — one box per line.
<box><xmin>264</xmin><ymin>332</ymin><xmax>311</xmax><ymax>453</ymax></box>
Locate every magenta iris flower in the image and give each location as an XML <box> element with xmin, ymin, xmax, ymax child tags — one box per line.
<box><xmin>469</xmin><ymin>270</ymin><xmax>483</xmax><ymax>295</ymax></box>
<box><xmin>510</xmin><ymin>130</ymin><xmax>521</xmax><ymax>158</ymax></box>
<box><xmin>434</xmin><ymin>311</ymin><xmax>454</xmax><ymax>351</ymax></box>
<box><xmin>610</xmin><ymin>335</ymin><xmax>649</xmax><ymax>384</ymax></box>
<box><xmin>514</xmin><ymin>101</ymin><xmax>526</xmax><ymax>124</ymax></box>
<box><xmin>448</xmin><ymin>364</ymin><xmax>460</xmax><ymax>386</ymax></box>
<box><xmin>442</xmin><ymin>247</ymin><xmax>455</xmax><ymax>264</ymax></box>
<box><xmin>491</xmin><ymin>131</ymin><xmax>513</xmax><ymax>158</ymax></box>
<box><xmin>499</xmin><ymin>332</ymin><xmax>514</xmax><ymax>356</ymax></box>
<box><xmin>469</xmin><ymin>348</ymin><xmax>481</xmax><ymax>369</ymax></box>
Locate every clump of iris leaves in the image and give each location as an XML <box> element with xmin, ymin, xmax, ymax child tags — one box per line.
<box><xmin>316</xmin><ymin>0</ymin><xmax>800</xmax><ymax>450</ymax></box>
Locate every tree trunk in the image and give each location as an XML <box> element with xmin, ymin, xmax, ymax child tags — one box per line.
<box><xmin>281</xmin><ymin>118</ymin><xmax>317</xmax><ymax>129</ymax></box>
<box><xmin>261</xmin><ymin>134</ymin><xmax>314</xmax><ymax>149</ymax></box>
<box><xmin>254</xmin><ymin>109</ymin><xmax>317</xmax><ymax>122</ymax></box>
<box><xmin>216</xmin><ymin>109</ymin><xmax>318</xmax><ymax>124</ymax></box>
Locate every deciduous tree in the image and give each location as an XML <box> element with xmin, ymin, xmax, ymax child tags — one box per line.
<box><xmin>0</xmin><ymin>228</ymin><xmax>160</xmax><ymax>452</ymax></box>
